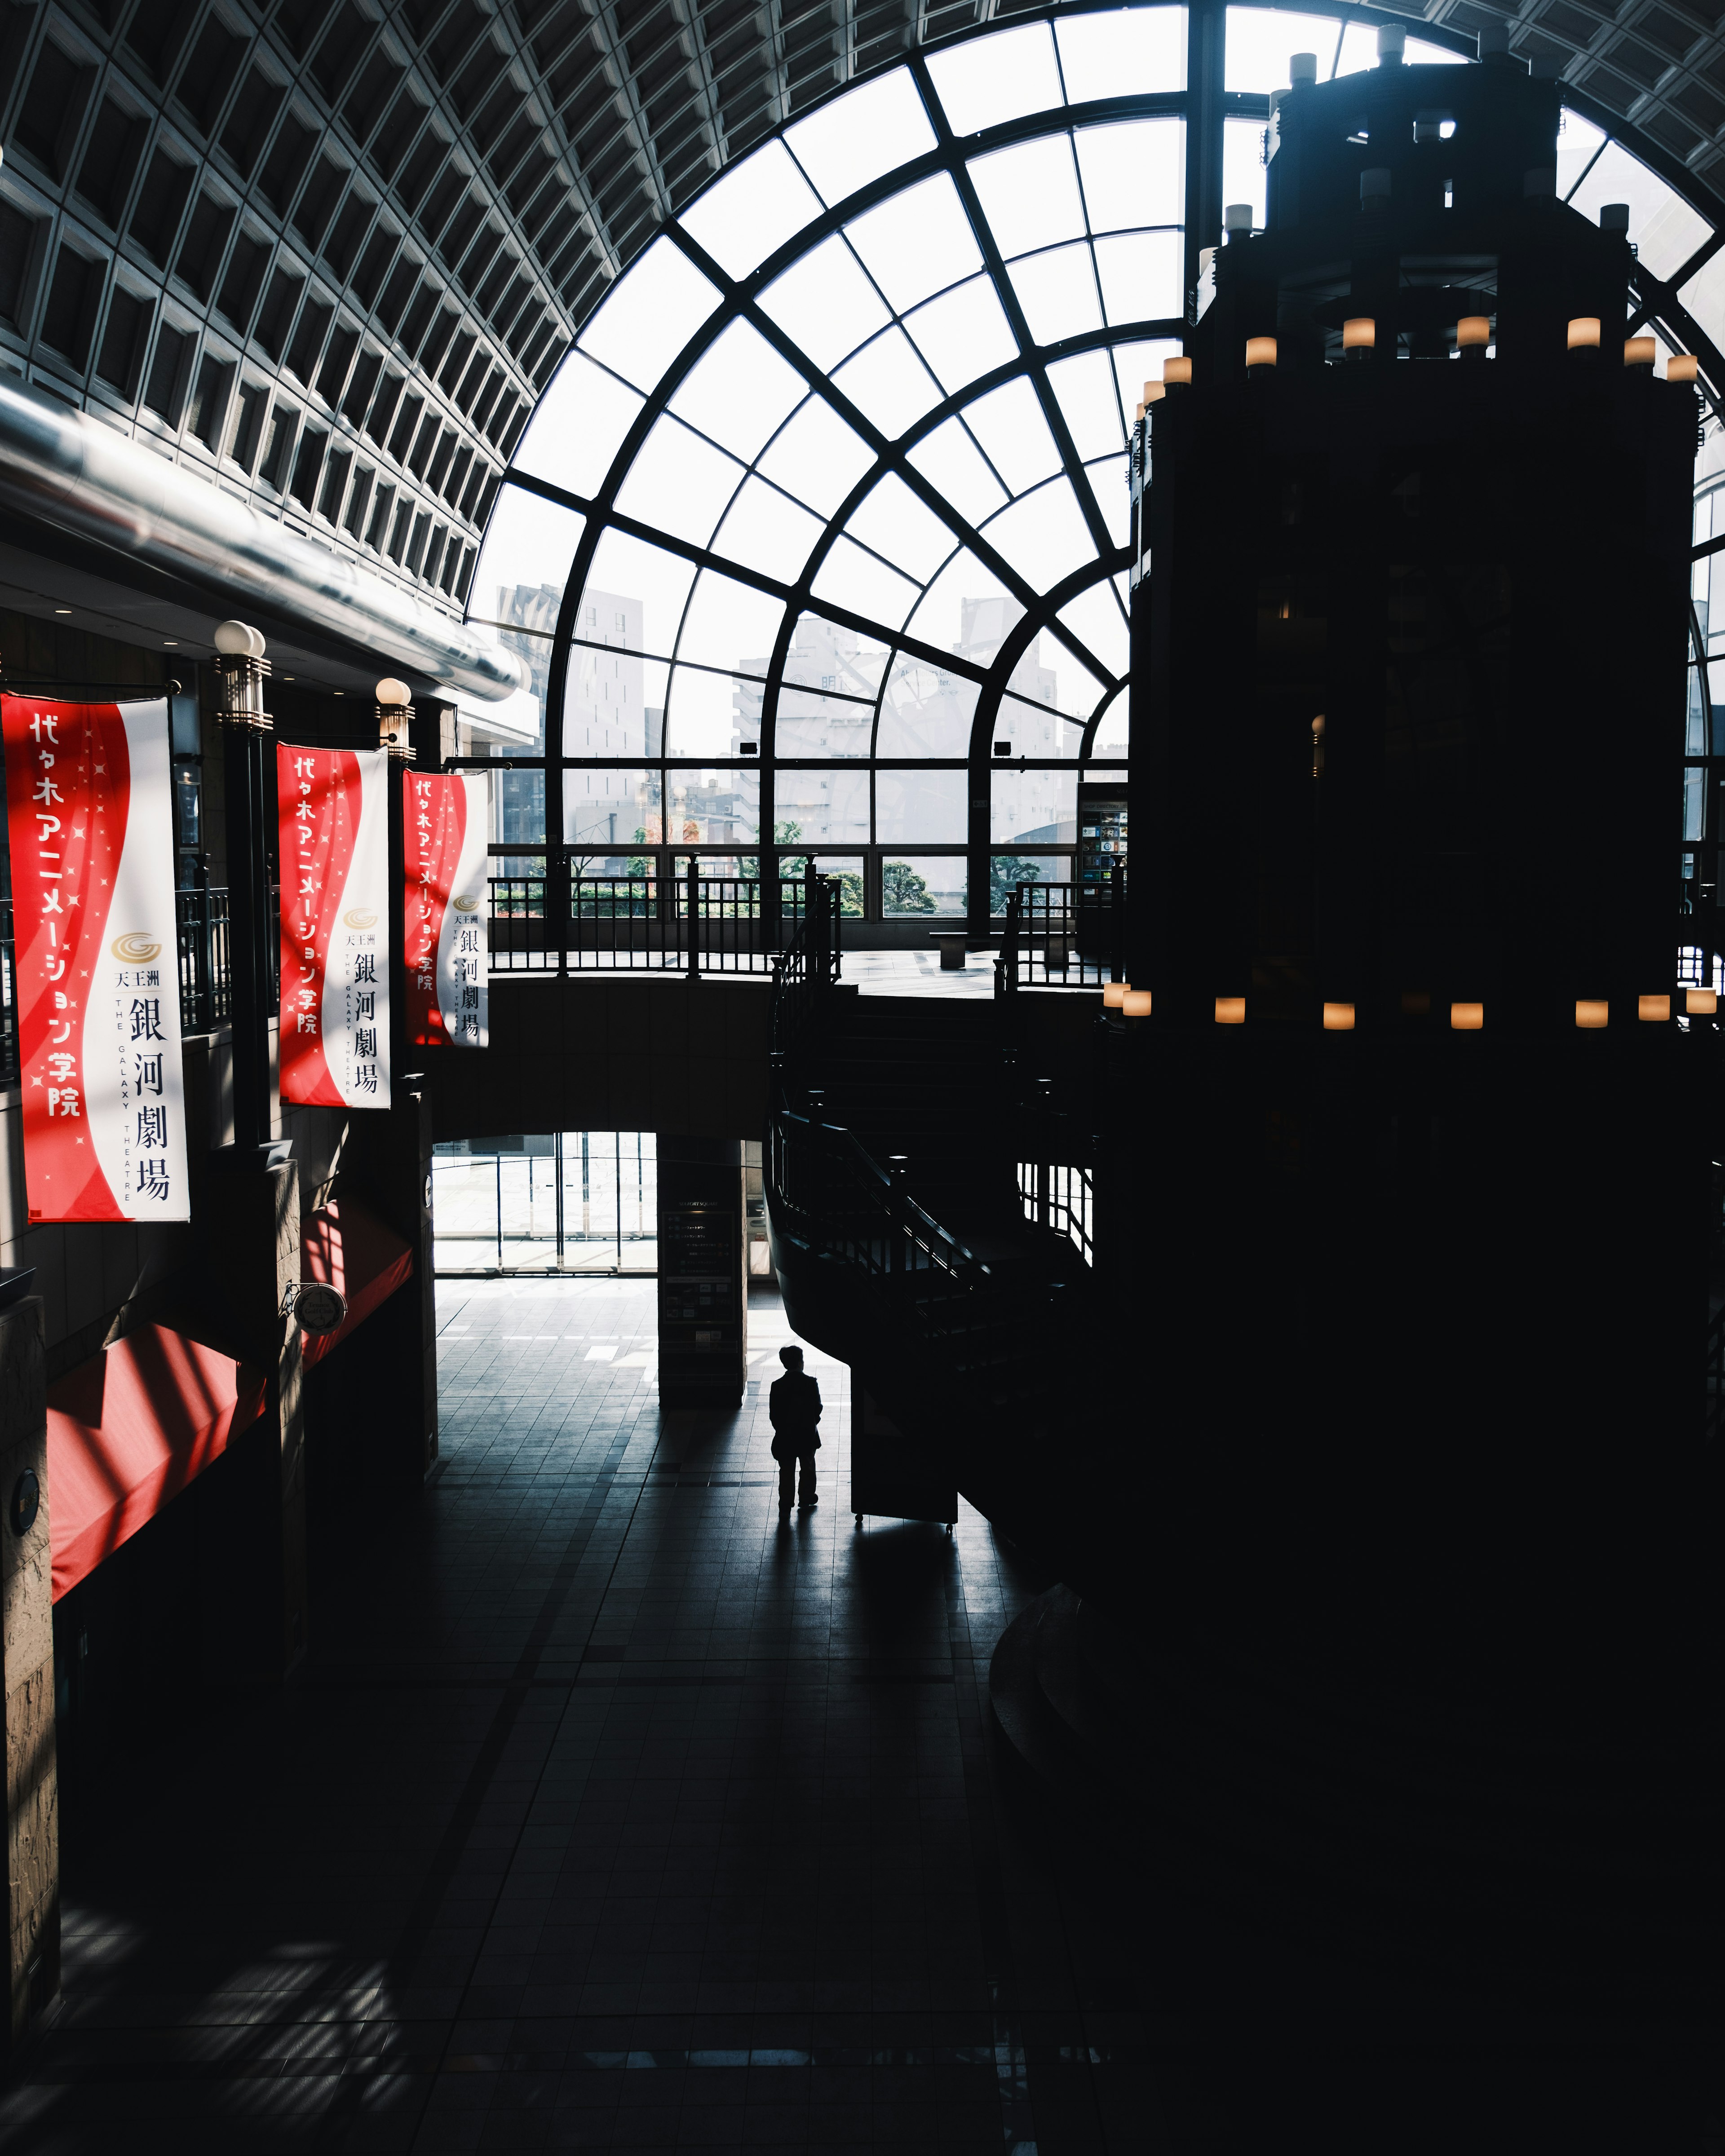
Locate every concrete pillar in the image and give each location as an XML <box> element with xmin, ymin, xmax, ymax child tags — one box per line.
<box><xmin>0</xmin><ymin>1297</ymin><xmax>56</xmax><ymax>2048</ymax></box>
<box><xmin>657</xmin><ymin>1137</ymin><xmax>747</xmax><ymax>1410</ymax></box>
<box><xmin>205</xmin><ymin>1163</ymin><xmax>307</xmax><ymax>1675</ymax></box>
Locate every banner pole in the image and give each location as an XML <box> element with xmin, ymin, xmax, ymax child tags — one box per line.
<box><xmin>212</xmin><ymin>625</ymin><xmax>276</xmax><ymax>1156</ymax></box>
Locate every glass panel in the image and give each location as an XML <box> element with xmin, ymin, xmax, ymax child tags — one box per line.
<box><xmin>1221</xmin><ymin>117</ymin><xmax>1268</xmax><ymax>234</ymax></box>
<box><xmin>777</xmin><ymin>689</ymin><xmax>875</xmax><ymax>758</ymax></box>
<box><xmin>907</xmin><ymin>416</ymin><xmax>1008</xmax><ymax>526</ymax></box>
<box><xmin>669</xmin><ymin>318</ymin><xmax>811</xmax><ymax>464</ymax></box>
<box><xmin>1089</xmin><ymin>687</ymin><xmax>1129</xmax><ymax>756</ymax></box>
<box><xmin>677</xmin><ymin>570</ymin><xmax>787</xmax><ymax>670</ymax></box>
<box><xmin>564</xmin><ymin>768</ymin><xmax>662</xmax><ymax>851</ymax></box>
<box><xmin>968</xmin><ymin>137</ymin><xmax>1086</xmax><ymax>259</ymax></box>
<box><xmin>876</xmin><ymin>767</ymin><xmax>968</xmax><ymax>842</ymax></box>
<box><xmin>844</xmin><ymin>174</ymin><xmax>983</xmax><ymax>315</ymax></box>
<box><xmin>1095</xmin><ymin>230</ymin><xmax>1185</xmax><ymax>324</ymax></box>
<box><xmin>678</xmin><ymin>139</ymin><xmax>823</xmax><ymax>279</ymax></box>
<box><xmin>1048</xmin><ymin>349</ymin><xmax>1125</xmax><ymax>459</ymax></box>
<box><xmin>712</xmin><ymin>477</ymin><xmax>825</xmax><ymax>584</ymax></box>
<box><xmin>1055</xmin><ymin>8</ymin><xmax>1186</xmax><ymax>100</ymax></box>
<box><xmin>1009</xmin><ymin>245</ymin><xmax>1104</xmax><ymax>345</ymax></box>
<box><xmin>845</xmin><ymin>472</ymin><xmax>961</xmax><ymax>583</ymax></box>
<box><xmin>667</xmin><ymin>764</ymin><xmax>760</xmax><ymax>844</ymax></box>
<box><xmin>1557</xmin><ymin>110</ymin><xmax>1607</xmax><ymax>199</ymax></box>
<box><xmin>1075</xmin><ymin>119</ymin><xmax>1185</xmax><ymax>233</ymax></box>
<box><xmin>777</xmin><ymin>852</ymin><xmax>863</xmax><ymax>909</ymax></box>
<box><xmin>778</xmin><ymin>613</ymin><xmax>888</xmax><ymax>755</ymax></box>
<box><xmin>771</xmin><ymin>767</ymin><xmax>870</xmax><ymax>844</ymax></box>
<box><xmin>759</xmin><ymin>234</ymin><xmax>892</xmax><ymax>371</ymax></box>
<box><xmin>989</xmin><ymin>850</ymin><xmax>1069</xmax><ymax>910</ymax></box>
<box><xmin>995</xmin><ymin>686</ymin><xmax>1080</xmax><ymax>757</ymax></box>
<box><xmin>612</xmin><ymin>414</ymin><xmax>744</xmax><ymax>548</ymax></box>
<box><xmin>878</xmin><ymin>653</ymin><xmax>978</xmax><ymax>755</ymax></box>
<box><xmin>1679</xmin><ymin>247</ymin><xmax>1725</xmax><ymax>368</ymax></box>
<box><xmin>755</xmin><ymin>396</ymin><xmax>878</xmax><ymax>515</ymax></box>
<box><xmin>471</xmin><ymin>485</ymin><xmax>585</xmax><ymax>626</ymax></box>
<box><xmin>903</xmin><ymin>275</ymin><xmax>1020</xmax><ymax>394</ymax></box>
<box><xmin>832</xmin><ymin>328</ymin><xmax>944</xmax><ymax>439</ymax></box>
<box><xmin>578</xmin><ymin>528</ymin><xmax>695</xmax><ymax>661</ymax></box>
<box><xmin>1406</xmin><ymin>37</ymin><xmax>1467</xmax><ymax>63</ymax></box>
<box><xmin>576</xmin><ymin>237</ymin><xmax>721</xmax><ymax>390</ymax></box>
<box><xmin>512</xmin><ymin>351</ymin><xmax>642</xmax><ymax>499</ymax></box>
<box><xmin>1109</xmin><ymin>336</ymin><xmax>1185</xmax><ymax>418</ymax></box>
<box><xmin>927</xmin><ymin>22</ymin><xmax>1062</xmax><ymax>136</ymax></box>
<box><xmin>1057</xmin><ymin>579</ymin><xmax>1130</xmax><ymax>677</ymax></box>
<box><xmin>564</xmin><ymin>642</ymin><xmax>666</xmax><ymax>758</ymax></box>
<box><xmin>962</xmin><ymin>376</ymin><xmax>1061</xmax><ymax>495</ymax></box>
<box><xmin>664</xmin><ymin>666</ymin><xmax>760</xmax><ymax>759</ymax></box>
<box><xmin>1085</xmin><ymin>455</ymin><xmax>1131</xmax><ymax>548</ymax></box>
<box><xmin>905</xmin><ymin>551</ymin><xmax>1023</xmax><ymax>656</ymax></box>
<box><xmin>1225</xmin><ymin>8</ymin><xmax>1344</xmax><ymax>93</ymax></box>
<box><xmin>1033</xmin><ymin>628</ymin><xmax>1107</xmax><ymax>717</ymax></box>
<box><xmin>991</xmin><ymin>767</ymin><xmax>1078</xmax><ymax>843</ymax></box>
<box><xmin>1333</xmin><ymin>22</ymin><xmax>1383</xmax><ymax>76</ymax></box>
<box><xmin>1569</xmin><ymin>141</ymin><xmax>1712</xmax><ymax>280</ymax></box>
<box><xmin>884</xmin><ymin>857</ymin><xmax>966</xmax><ymax>916</ymax></box>
<box><xmin>810</xmin><ymin>536</ymin><xmax>922</xmax><ymax>629</ymax></box>
<box><xmin>981</xmin><ymin>476</ymin><xmax>1097</xmax><ymax>590</ymax></box>
<box><xmin>488</xmin><ymin>625</ymin><xmax>553</xmax><ymax>758</ymax></box>
<box><xmin>783</xmin><ymin>66</ymin><xmax>937</xmax><ymax>208</ymax></box>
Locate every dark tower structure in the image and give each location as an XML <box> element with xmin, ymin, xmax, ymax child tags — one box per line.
<box><xmin>1122</xmin><ymin>37</ymin><xmax>1716</xmax><ymax>1993</ymax></box>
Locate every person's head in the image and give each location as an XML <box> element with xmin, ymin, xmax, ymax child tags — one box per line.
<box><xmin>779</xmin><ymin>1346</ymin><xmax>803</xmax><ymax>1371</ymax></box>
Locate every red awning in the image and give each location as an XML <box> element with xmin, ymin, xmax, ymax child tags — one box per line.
<box><xmin>300</xmin><ymin>1196</ymin><xmax>414</xmax><ymax>1370</ymax></box>
<box><xmin>48</xmin><ymin>1324</ymin><xmax>267</xmax><ymax>1601</ymax></box>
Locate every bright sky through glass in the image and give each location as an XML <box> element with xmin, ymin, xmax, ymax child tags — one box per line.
<box><xmin>477</xmin><ymin>0</ymin><xmax>1725</xmax><ymax>857</ymax></box>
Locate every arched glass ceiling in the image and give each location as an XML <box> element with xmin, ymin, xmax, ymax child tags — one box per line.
<box><xmin>464</xmin><ymin>0</ymin><xmax>1725</xmax><ymax>920</ymax></box>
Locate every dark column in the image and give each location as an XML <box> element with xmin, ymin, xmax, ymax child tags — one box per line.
<box><xmin>656</xmin><ymin>1137</ymin><xmax>747</xmax><ymax>1410</ymax></box>
<box><xmin>0</xmin><ymin>1297</ymin><xmax>56</xmax><ymax>2051</ymax></box>
<box><xmin>342</xmin><ymin>1082</ymin><xmax>440</xmax><ymax>1486</ymax></box>
<box><xmin>1183</xmin><ymin>0</ymin><xmax>1226</xmax><ymax>308</ymax></box>
<box><xmin>222</xmin><ymin>727</ymin><xmax>275</xmax><ymax>1154</ymax></box>
<box><xmin>206</xmin><ymin>1159</ymin><xmax>308</xmax><ymax>1676</ymax></box>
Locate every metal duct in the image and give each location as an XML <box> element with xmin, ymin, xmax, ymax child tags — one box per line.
<box><xmin>0</xmin><ymin>374</ymin><xmax>526</xmax><ymax>701</ymax></box>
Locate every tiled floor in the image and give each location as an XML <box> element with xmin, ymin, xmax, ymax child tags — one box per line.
<box><xmin>0</xmin><ymin>1279</ymin><xmax>1142</xmax><ymax>2152</ymax></box>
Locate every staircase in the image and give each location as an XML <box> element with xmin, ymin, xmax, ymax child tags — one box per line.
<box><xmin>763</xmin><ymin>886</ymin><xmax>1107</xmax><ymax>1584</ymax></box>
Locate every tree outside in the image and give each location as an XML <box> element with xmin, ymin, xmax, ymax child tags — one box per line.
<box><xmin>990</xmin><ymin>854</ymin><xmax>1044</xmax><ymax>915</ymax></box>
<box><xmin>882</xmin><ymin>860</ymin><xmax>936</xmax><ymax>915</ymax></box>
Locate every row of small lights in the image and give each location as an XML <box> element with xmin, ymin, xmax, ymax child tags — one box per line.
<box><xmin>1133</xmin><ymin>335</ymin><xmax>1697</xmax><ymax>414</ymax></box>
<box><xmin>1101</xmin><ymin>985</ymin><xmax>1720</xmax><ymax>1025</ymax></box>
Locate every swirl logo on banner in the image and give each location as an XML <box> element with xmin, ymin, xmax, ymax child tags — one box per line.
<box><xmin>278</xmin><ymin>743</ymin><xmax>392</xmax><ymax>1107</ymax></box>
<box><xmin>0</xmin><ymin>694</ymin><xmax>189</xmax><ymax>1222</ymax></box>
<box><xmin>403</xmin><ymin>770</ymin><xmax>490</xmax><ymax>1050</ymax></box>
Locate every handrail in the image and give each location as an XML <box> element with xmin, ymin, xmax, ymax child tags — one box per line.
<box><xmin>993</xmin><ymin>878</ymin><xmax>1127</xmax><ymax>994</ymax></box>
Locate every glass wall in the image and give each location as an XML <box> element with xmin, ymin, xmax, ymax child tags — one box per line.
<box><xmin>466</xmin><ymin>2</ymin><xmax>1725</xmax><ymax>924</ymax></box>
<box><xmin>433</xmin><ymin>1133</ymin><xmax>659</xmax><ymax>1274</ymax></box>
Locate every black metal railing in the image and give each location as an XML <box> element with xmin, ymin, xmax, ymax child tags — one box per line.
<box><xmin>176</xmin><ymin>882</ymin><xmax>233</xmax><ymax>1032</ymax></box>
<box><xmin>492</xmin><ymin>860</ymin><xmax>832</xmax><ymax>977</ymax></box>
<box><xmin>770</xmin><ymin>871</ymin><xmax>844</xmax><ymax>1063</ymax></box>
<box><xmin>1017</xmin><ymin>1159</ymin><xmax>1093</xmax><ymax>1264</ymax></box>
<box><xmin>995</xmin><ymin>870</ymin><xmax>1128</xmax><ymax>994</ymax></box>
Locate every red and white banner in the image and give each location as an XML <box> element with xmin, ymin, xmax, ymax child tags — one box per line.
<box><xmin>279</xmin><ymin>743</ymin><xmax>391</xmax><ymax>1108</ymax></box>
<box><xmin>404</xmin><ymin>771</ymin><xmax>489</xmax><ymax>1050</ymax></box>
<box><xmin>1</xmin><ymin>694</ymin><xmax>189</xmax><ymax>1223</ymax></box>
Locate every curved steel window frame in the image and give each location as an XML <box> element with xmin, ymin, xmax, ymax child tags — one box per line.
<box><xmin>471</xmin><ymin>0</ymin><xmax>1725</xmax><ymax>926</ymax></box>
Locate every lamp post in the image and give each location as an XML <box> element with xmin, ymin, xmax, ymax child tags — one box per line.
<box><xmin>210</xmin><ymin>621</ymin><xmax>275</xmax><ymax>1158</ymax></box>
<box><xmin>376</xmin><ymin>677</ymin><xmax>415</xmax><ymax>1092</ymax></box>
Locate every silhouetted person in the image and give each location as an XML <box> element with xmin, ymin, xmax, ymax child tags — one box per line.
<box><xmin>769</xmin><ymin>1344</ymin><xmax>822</xmax><ymax>1514</ymax></box>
